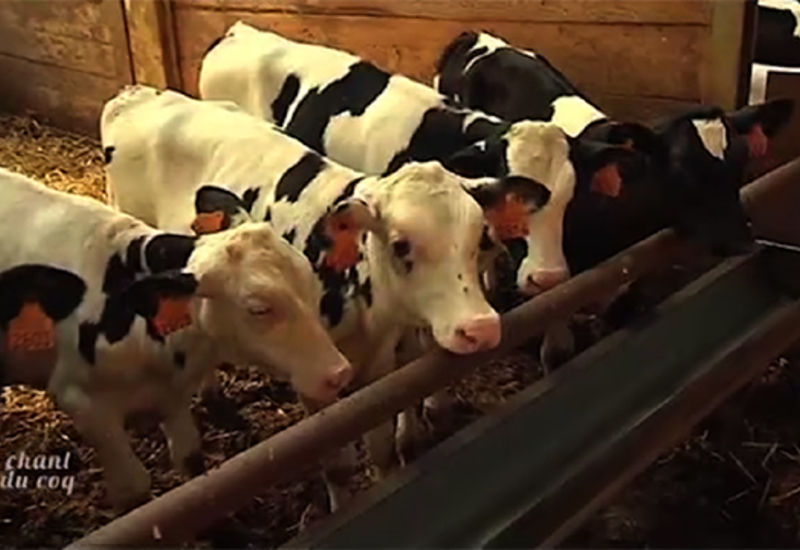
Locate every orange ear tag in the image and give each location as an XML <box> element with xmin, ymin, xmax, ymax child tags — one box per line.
<box><xmin>191</xmin><ymin>211</ymin><xmax>226</xmax><ymax>235</ymax></box>
<box><xmin>6</xmin><ymin>301</ymin><xmax>55</xmax><ymax>352</ymax></box>
<box><xmin>485</xmin><ymin>194</ymin><xmax>529</xmax><ymax>241</ymax></box>
<box><xmin>323</xmin><ymin>214</ymin><xmax>361</xmax><ymax>272</ymax></box>
<box><xmin>747</xmin><ymin>124</ymin><xmax>769</xmax><ymax>158</ymax></box>
<box><xmin>590</xmin><ymin>164</ymin><xmax>623</xmax><ymax>198</ymax></box>
<box><xmin>152</xmin><ymin>296</ymin><xmax>193</xmax><ymax>337</ymax></box>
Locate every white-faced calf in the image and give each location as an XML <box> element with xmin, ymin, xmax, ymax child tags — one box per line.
<box><xmin>100</xmin><ymin>84</ymin><xmax>514</xmax><ymax>513</ymax></box>
<box><xmin>0</xmin><ymin>168</ymin><xmax>352</xmax><ymax>512</ymax></box>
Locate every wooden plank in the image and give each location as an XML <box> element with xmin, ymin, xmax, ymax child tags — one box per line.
<box><xmin>0</xmin><ymin>27</ymin><xmax>117</xmax><ymax>77</ymax></box>
<box><xmin>172</xmin><ymin>0</ymin><xmax>712</xmax><ymax>25</ymax></box>
<box><xmin>0</xmin><ymin>54</ymin><xmax>121</xmax><ymax>136</ymax></box>
<box><xmin>702</xmin><ymin>0</ymin><xmax>748</xmax><ymax>111</ymax></box>
<box><xmin>0</xmin><ymin>0</ymin><xmax>112</xmax><ymax>44</ymax></box>
<box><xmin>124</xmin><ymin>0</ymin><xmax>182</xmax><ymax>88</ymax></box>
<box><xmin>102</xmin><ymin>0</ymin><xmax>135</xmax><ymax>86</ymax></box>
<box><xmin>176</xmin><ymin>8</ymin><xmax>707</xmax><ymax>101</ymax></box>
<box><xmin>736</xmin><ymin>0</ymin><xmax>758</xmax><ymax>108</ymax></box>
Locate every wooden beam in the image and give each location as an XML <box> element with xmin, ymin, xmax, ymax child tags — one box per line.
<box><xmin>704</xmin><ymin>0</ymin><xmax>748</xmax><ymax>109</ymax></box>
<box><xmin>123</xmin><ymin>0</ymin><xmax>181</xmax><ymax>89</ymax></box>
<box><xmin>172</xmin><ymin>0</ymin><xmax>713</xmax><ymax>25</ymax></box>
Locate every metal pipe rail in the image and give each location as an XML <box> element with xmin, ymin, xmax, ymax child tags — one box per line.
<box><xmin>67</xmin><ymin>158</ymin><xmax>800</xmax><ymax>549</ymax></box>
<box><xmin>287</xmin><ymin>250</ymin><xmax>800</xmax><ymax>549</ymax></box>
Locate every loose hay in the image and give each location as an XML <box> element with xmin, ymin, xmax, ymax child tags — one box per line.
<box><xmin>2</xmin><ymin>114</ymin><xmax>800</xmax><ymax>548</ymax></box>
<box><xmin>0</xmin><ymin>114</ymin><xmax>106</xmax><ymax>201</ymax></box>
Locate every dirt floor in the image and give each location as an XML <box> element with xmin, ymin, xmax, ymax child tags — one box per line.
<box><xmin>1</xmin><ymin>114</ymin><xmax>800</xmax><ymax>548</ymax></box>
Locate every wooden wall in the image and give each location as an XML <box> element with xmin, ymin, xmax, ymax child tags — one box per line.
<box><xmin>170</xmin><ymin>0</ymin><xmax>753</xmax><ymax>124</ymax></box>
<box><xmin>0</xmin><ymin>0</ymin><xmax>754</xmax><ymax>135</ymax></box>
<box><xmin>0</xmin><ymin>0</ymin><xmax>133</xmax><ymax>136</ymax></box>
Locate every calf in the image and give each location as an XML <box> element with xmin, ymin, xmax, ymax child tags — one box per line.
<box><xmin>0</xmin><ymin>168</ymin><xmax>352</xmax><ymax>512</ymax></box>
<box><xmin>198</xmin><ymin>21</ymin><xmax>635</xmax><ymax>298</ymax></box>
<box><xmin>756</xmin><ymin>0</ymin><xmax>800</xmax><ymax>67</ymax></box>
<box><xmin>435</xmin><ymin>30</ymin><xmax>794</xmax><ymax>366</ymax></box>
<box><xmin>101</xmin><ymin>85</ymin><xmax>512</xmax><ymax>513</ymax></box>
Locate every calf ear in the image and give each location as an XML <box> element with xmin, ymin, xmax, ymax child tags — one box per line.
<box><xmin>466</xmin><ymin>176</ymin><xmax>550</xmax><ymax>241</ymax></box>
<box><xmin>319</xmin><ymin>198</ymin><xmax>381</xmax><ymax>272</ymax></box>
<box><xmin>444</xmin><ymin>139</ymin><xmax>502</xmax><ymax>178</ymax></box>
<box><xmin>192</xmin><ymin>185</ymin><xmax>253</xmax><ymax>235</ymax></box>
<box><xmin>121</xmin><ymin>271</ymin><xmax>199</xmax><ymax>338</ymax></box>
<box><xmin>728</xmin><ymin>98</ymin><xmax>795</xmax><ymax>159</ymax></box>
<box><xmin>571</xmin><ymin>138</ymin><xmax>636</xmax><ymax>199</ymax></box>
<box><xmin>0</xmin><ymin>265</ymin><xmax>87</xmax><ymax>352</ymax></box>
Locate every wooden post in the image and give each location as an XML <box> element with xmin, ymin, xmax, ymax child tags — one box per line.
<box><xmin>705</xmin><ymin>0</ymin><xmax>749</xmax><ymax>110</ymax></box>
<box><xmin>122</xmin><ymin>0</ymin><xmax>181</xmax><ymax>89</ymax></box>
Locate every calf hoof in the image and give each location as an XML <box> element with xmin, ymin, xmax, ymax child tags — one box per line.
<box><xmin>183</xmin><ymin>451</ymin><xmax>206</xmax><ymax>477</ymax></box>
<box><xmin>422</xmin><ymin>393</ymin><xmax>459</xmax><ymax>428</ymax></box>
<box><xmin>397</xmin><ymin>430</ymin><xmax>430</xmax><ymax>467</ymax></box>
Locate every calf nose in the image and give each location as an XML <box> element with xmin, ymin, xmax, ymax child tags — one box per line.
<box><xmin>524</xmin><ymin>268</ymin><xmax>570</xmax><ymax>294</ymax></box>
<box><xmin>453</xmin><ymin>312</ymin><xmax>502</xmax><ymax>353</ymax></box>
<box><xmin>323</xmin><ymin>363</ymin><xmax>354</xmax><ymax>395</ymax></box>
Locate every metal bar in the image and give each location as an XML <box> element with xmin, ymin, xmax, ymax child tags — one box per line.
<box><xmin>67</xmin><ymin>158</ymin><xmax>800</xmax><ymax>548</ymax></box>
<box><xmin>287</xmin><ymin>251</ymin><xmax>800</xmax><ymax>549</ymax></box>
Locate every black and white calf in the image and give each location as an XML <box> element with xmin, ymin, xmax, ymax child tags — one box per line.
<box><xmin>755</xmin><ymin>0</ymin><xmax>800</xmax><ymax>67</ymax></box>
<box><xmin>100</xmin><ymin>85</ymin><xmax>517</xmax><ymax>512</ymax></box>
<box><xmin>0</xmin><ymin>168</ymin><xmax>352</xmax><ymax>512</ymax></box>
<box><xmin>435</xmin><ymin>30</ymin><xmax>793</xmax><ymax>267</ymax></box>
<box><xmin>434</xmin><ymin>30</ymin><xmax>794</xmax><ymax>367</ymax></box>
<box><xmin>198</xmin><ymin>21</ymin><xmax>636</xmax><ymax>297</ymax></box>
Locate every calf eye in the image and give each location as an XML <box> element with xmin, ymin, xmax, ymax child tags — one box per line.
<box><xmin>248</xmin><ymin>305</ymin><xmax>273</xmax><ymax>316</ymax></box>
<box><xmin>392</xmin><ymin>239</ymin><xmax>411</xmax><ymax>258</ymax></box>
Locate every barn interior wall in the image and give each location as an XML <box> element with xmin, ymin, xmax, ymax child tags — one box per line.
<box><xmin>0</xmin><ymin>0</ymin><xmax>133</xmax><ymax>137</ymax></box>
<box><xmin>0</xmin><ymin>0</ymin><xmax>749</xmax><ymax>135</ymax></box>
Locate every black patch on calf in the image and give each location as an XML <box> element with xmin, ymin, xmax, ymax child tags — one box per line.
<box><xmin>174</xmin><ymin>351</ymin><xmax>186</xmax><ymax>369</ymax></box>
<box><xmin>125</xmin><ymin>236</ymin><xmax>146</xmax><ymax>274</ymax></box>
<box><xmin>272</xmin><ymin>75</ymin><xmax>301</xmax><ymax>126</ymax></box>
<box><xmin>143</xmin><ymin>235</ymin><xmax>197</xmax><ymax>274</ymax></box>
<box><xmin>303</xmin><ymin>215</ymin><xmax>368</xmax><ymax>327</ymax></box>
<box><xmin>282</xmin><ymin>228</ymin><xmax>297</xmax><ymax>244</ymax></box>
<box><xmin>79</xmin><ymin>236</ymin><xmax>198</xmax><ymax>364</ymax></box>
<box><xmin>275</xmin><ymin>152</ymin><xmax>325</xmax><ymax>203</ymax></box>
<box><xmin>194</xmin><ymin>185</ymin><xmax>247</xmax><ymax>228</ymax></box>
<box><xmin>0</xmin><ymin>264</ymin><xmax>87</xmax><ymax>328</ymax></box>
<box><xmin>264</xmin><ymin>207</ymin><xmax>272</xmax><ymax>222</ymax></box>
<box><xmin>242</xmin><ymin>188</ymin><xmax>260</xmax><ymax>213</ymax></box>
<box><xmin>435</xmin><ymin>31</ymin><xmax>480</xmax><ymax>98</ymax></box>
<box><xmin>480</xmin><ymin>226</ymin><xmax>495</xmax><ymax>251</ymax></box>
<box><xmin>335</xmin><ymin>177</ymin><xmax>363</xmax><ymax>204</ymax></box>
<box><xmin>202</xmin><ymin>33</ymin><xmax>228</xmax><ymax>59</ymax></box>
<box><xmin>386</xmin><ymin>108</ymin><xmax>507</xmax><ymax>176</ymax></box>
<box><xmin>103</xmin><ymin>146</ymin><xmax>115</xmax><ymax>165</ymax></box>
<box><xmin>285</xmin><ymin>62</ymin><xmax>390</xmax><ymax>155</ymax></box>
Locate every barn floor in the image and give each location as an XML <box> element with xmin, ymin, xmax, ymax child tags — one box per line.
<box><xmin>1</xmin><ymin>114</ymin><xmax>800</xmax><ymax>548</ymax></box>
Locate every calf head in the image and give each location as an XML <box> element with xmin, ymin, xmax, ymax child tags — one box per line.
<box><xmin>177</xmin><ymin>215</ymin><xmax>353</xmax><ymax>406</ymax></box>
<box><xmin>656</xmin><ymin>98</ymin><xmax>794</xmax><ymax>256</ymax></box>
<box><xmin>336</xmin><ymin>162</ymin><xmax>506</xmax><ymax>354</ymax></box>
<box><xmin>446</xmin><ymin>120</ymin><xmax>633</xmax><ymax>296</ymax></box>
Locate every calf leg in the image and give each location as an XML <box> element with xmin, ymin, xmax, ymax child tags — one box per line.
<box><xmin>58</xmin><ymin>387</ymin><xmax>150</xmax><ymax>512</ymax></box>
<box><xmin>540</xmin><ymin>320</ymin><xmax>576</xmax><ymax>374</ymax></box>
<box><xmin>160</xmin><ymin>402</ymin><xmax>204</xmax><ymax>477</ymax></box>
